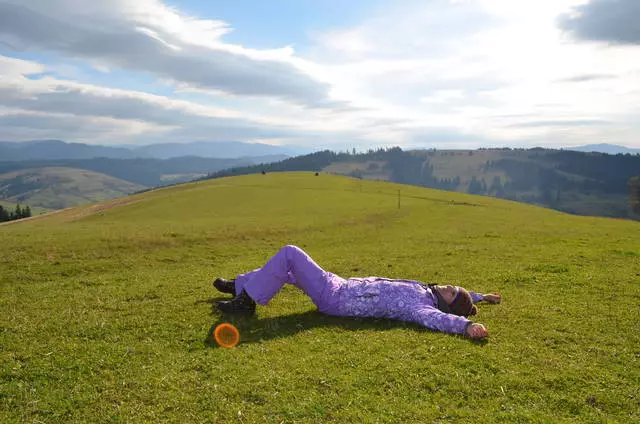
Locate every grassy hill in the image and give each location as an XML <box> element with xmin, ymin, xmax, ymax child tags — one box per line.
<box><xmin>1</xmin><ymin>173</ymin><xmax>638</xmax><ymax>423</ymax></box>
<box><xmin>209</xmin><ymin>148</ymin><xmax>640</xmax><ymax>219</ymax></box>
<box><xmin>0</xmin><ymin>167</ymin><xmax>145</xmax><ymax>210</ymax></box>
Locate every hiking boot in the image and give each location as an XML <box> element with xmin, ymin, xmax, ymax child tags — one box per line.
<box><xmin>213</xmin><ymin>278</ymin><xmax>236</xmax><ymax>295</ymax></box>
<box><xmin>216</xmin><ymin>290</ymin><xmax>256</xmax><ymax>315</ymax></box>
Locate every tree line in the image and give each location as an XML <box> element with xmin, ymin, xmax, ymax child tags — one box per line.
<box><xmin>630</xmin><ymin>177</ymin><xmax>640</xmax><ymax>216</ymax></box>
<box><xmin>0</xmin><ymin>204</ymin><xmax>32</xmax><ymax>222</ymax></box>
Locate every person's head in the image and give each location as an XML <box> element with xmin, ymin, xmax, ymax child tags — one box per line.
<box><xmin>434</xmin><ymin>285</ymin><xmax>477</xmax><ymax>317</ymax></box>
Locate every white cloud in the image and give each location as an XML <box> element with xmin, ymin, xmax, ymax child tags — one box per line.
<box><xmin>0</xmin><ymin>0</ymin><xmax>333</xmax><ymax>106</ymax></box>
<box><xmin>308</xmin><ymin>0</ymin><xmax>640</xmax><ymax>147</ymax></box>
<box><xmin>0</xmin><ymin>109</ymin><xmax>168</xmax><ymax>143</ymax></box>
<box><xmin>0</xmin><ymin>55</ymin><xmax>45</xmax><ymax>76</ymax></box>
<box><xmin>0</xmin><ymin>56</ymin><xmax>394</xmax><ymax>145</ymax></box>
<box><xmin>0</xmin><ymin>0</ymin><xmax>639</xmax><ymax>148</ymax></box>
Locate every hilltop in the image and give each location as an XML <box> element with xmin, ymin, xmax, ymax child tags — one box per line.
<box><xmin>1</xmin><ymin>173</ymin><xmax>638</xmax><ymax>422</ymax></box>
<box><xmin>207</xmin><ymin>147</ymin><xmax>640</xmax><ymax>219</ymax></box>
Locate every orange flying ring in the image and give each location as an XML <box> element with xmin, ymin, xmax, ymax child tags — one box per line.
<box><xmin>214</xmin><ymin>323</ymin><xmax>240</xmax><ymax>348</ymax></box>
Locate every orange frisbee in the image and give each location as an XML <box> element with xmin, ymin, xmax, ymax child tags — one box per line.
<box><xmin>214</xmin><ymin>323</ymin><xmax>240</xmax><ymax>348</ymax></box>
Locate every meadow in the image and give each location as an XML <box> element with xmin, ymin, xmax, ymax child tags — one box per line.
<box><xmin>1</xmin><ymin>173</ymin><xmax>638</xmax><ymax>423</ymax></box>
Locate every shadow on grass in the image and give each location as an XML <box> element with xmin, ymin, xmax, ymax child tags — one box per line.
<box><xmin>199</xmin><ymin>298</ymin><xmax>488</xmax><ymax>348</ymax></box>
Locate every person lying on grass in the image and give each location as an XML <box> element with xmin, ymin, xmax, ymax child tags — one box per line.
<box><xmin>213</xmin><ymin>245</ymin><xmax>501</xmax><ymax>339</ymax></box>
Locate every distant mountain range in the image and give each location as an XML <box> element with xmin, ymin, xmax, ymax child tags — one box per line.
<box><xmin>565</xmin><ymin>143</ymin><xmax>640</xmax><ymax>155</ymax></box>
<box><xmin>2</xmin><ymin>140</ymin><xmax>638</xmax><ymax>161</ymax></box>
<box><xmin>0</xmin><ymin>140</ymin><xmax>312</xmax><ymax>161</ymax></box>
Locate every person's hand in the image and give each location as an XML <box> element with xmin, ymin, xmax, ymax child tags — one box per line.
<box><xmin>466</xmin><ymin>323</ymin><xmax>488</xmax><ymax>339</ymax></box>
<box><xmin>483</xmin><ymin>293</ymin><xmax>501</xmax><ymax>304</ymax></box>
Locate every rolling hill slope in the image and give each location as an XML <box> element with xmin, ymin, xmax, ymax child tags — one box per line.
<box><xmin>0</xmin><ymin>167</ymin><xmax>145</xmax><ymax>210</ymax></box>
<box><xmin>1</xmin><ymin>173</ymin><xmax>638</xmax><ymax>423</ymax></box>
<box><xmin>207</xmin><ymin>148</ymin><xmax>640</xmax><ymax>219</ymax></box>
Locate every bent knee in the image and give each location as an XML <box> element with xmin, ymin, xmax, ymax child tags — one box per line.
<box><xmin>283</xmin><ymin>244</ymin><xmax>302</xmax><ymax>252</ymax></box>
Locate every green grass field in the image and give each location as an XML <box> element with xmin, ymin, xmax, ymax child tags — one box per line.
<box><xmin>1</xmin><ymin>173</ymin><xmax>638</xmax><ymax>423</ymax></box>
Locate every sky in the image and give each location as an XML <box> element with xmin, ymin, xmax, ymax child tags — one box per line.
<box><xmin>1</xmin><ymin>0</ymin><xmax>639</xmax><ymax>150</ymax></box>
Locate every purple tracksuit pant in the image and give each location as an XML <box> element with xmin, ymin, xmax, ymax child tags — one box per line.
<box><xmin>235</xmin><ymin>245</ymin><xmax>476</xmax><ymax>335</ymax></box>
<box><xmin>235</xmin><ymin>245</ymin><xmax>343</xmax><ymax>315</ymax></box>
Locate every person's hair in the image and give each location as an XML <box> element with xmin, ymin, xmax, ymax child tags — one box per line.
<box><xmin>449</xmin><ymin>287</ymin><xmax>476</xmax><ymax>317</ymax></box>
<box><xmin>428</xmin><ymin>284</ymin><xmax>476</xmax><ymax>317</ymax></box>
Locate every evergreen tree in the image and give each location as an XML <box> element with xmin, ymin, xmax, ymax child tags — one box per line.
<box><xmin>23</xmin><ymin>205</ymin><xmax>32</xmax><ymax>218</ymax></box>
<box><xmin>468</xmin><ymin>176</ymin><xmax>483</xmax><ymax>194</ymax></box>
<box><xmin>629</xmin><ymin>177</ymin><xmax>640</xmax><ymax>215</ymax></box>
<box><xmin>14</xmin><ymin>204</ymin><xmax>22</xmax><ymax>220</ymax></box>
<box><xmin>489</xmin><ymin>175</ymin><xmax>505</xmax><ymax>197</ymax></box>
<box><xmin>0</xmin><ymin>205</ymin><xmax>8</xmax><ymax>222</ymax></box>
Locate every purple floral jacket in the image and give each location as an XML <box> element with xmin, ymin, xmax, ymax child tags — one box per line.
<box><xmin>326</xmin><ymin>277</ymin><xmax>484</xmax><ymax>335</ymax></box>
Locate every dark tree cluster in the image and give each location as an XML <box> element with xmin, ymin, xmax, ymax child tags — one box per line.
<box><xmin>630</xmin><ymin>177</ymin><xmax>640</xmax><ymax>215</ymax></box>
<box><xmin>546</xmin><ymin>151</ymin><xmax>640</xmax><ymax>194</ymax></box>
<box><xmin>0</xmin><ymin>204</ymin><xmax>31</xmax><ymax>222</ymax></box>
<box><xmin>432</xmin><ymin>176</ymin><xmax>461</xmax><ymax>191</ymax></box>
<box><xmin>467</xmin><ymin>176</ymin><xmax>484</xmax><ymax>194</ymax></box>
<box><xmin>487</xmin><ymin>151</ymin><xmax>640</xmax><ymax>197</ymax></box>
<box><xmin>386</xmin><ymin>147</ymin><xmax>434</xmax><ymax>186</ymax></box>
<box><xmin>489</xmin><ymin>176</ymin><xmax>505</xmax><ymax>197</ymax></box>
<box><xmin>464</xmin><ymin>175</ymin><xmax>507</xmax><ymax>197</ymax></box>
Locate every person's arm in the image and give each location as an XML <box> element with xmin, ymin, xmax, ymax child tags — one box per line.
<box><xmin>469</xmin><ymin>291</ymin><xmax>485</xmax><ymax>304</ymax></box>
<box><xmin>469</xmin><ymin>291</ymin><xmax>501</xmax><ymax>304</ymax></box>
<box><xmin>404</xmin><ymin>306</ymin><xmax>488</xmax><ymax>338</ymax></box>
<box><xmin>466</xmin><ymin>323</ymin><xmax>488</xmax><ymax>338</ymax></box>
